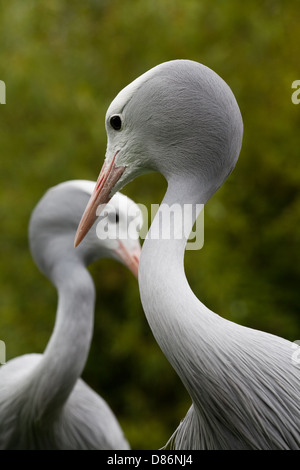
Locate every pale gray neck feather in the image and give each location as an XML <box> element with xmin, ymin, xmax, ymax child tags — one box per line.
<box><xmin>22</xmin><ymin>261</ymin><xmax>95</xmax><ymax>421</ymax></box>
<box><xmin>139</xmin><ymin>178</ymin><xmax>300</xmax><ymax>449</ymax></box>
<box><xmin>139</xmin><ymin>178</ymin><xmax>212</xmax><ymax>391</ymax></box>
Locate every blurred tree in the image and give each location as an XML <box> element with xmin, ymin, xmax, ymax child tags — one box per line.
<box><xmin>0</xmin><ymin>0</ymin><xmax>299</xmax><ymax>449</ymax></box>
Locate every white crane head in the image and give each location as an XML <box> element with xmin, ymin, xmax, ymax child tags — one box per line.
<box><xmin>30</xmin><ymin>180</ymin><xmax>142</xmax><ymax>281</ymax></box>
<box><xmin>75</xmin><ymin>59</ymin><xmax>243</xmax><ymax>247</ymax></box>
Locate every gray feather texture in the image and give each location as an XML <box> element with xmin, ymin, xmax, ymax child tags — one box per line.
<box><xmin>0</xmin><ymin>180</ymin><xmax>137</xmax><ymax>449</ymax></box>
<box><xmin>102</xmin><ymin>59</ymin><xmax>300</xmax><ymax>449</ymax></box>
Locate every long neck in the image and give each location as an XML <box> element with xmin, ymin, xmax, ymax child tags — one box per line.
<box><xmin>139</xmin><ymin>179</ymin><xmax>300</xmax><ymax>450</ymax></box>
<box><xmin>139</xmin><ymin>179</ymin><xmax>224</xmax><ymax>404</ymax></box>
<box><xmin>24</xmin><ymin>261</ymin><xmax>95</xmax><ymax>421</ymax></box>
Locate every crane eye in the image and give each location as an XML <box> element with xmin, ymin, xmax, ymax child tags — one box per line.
<box><xmin>110</xmin><ymin>115</ymin><xmax>122</xmax><ymax>130</ymax></box>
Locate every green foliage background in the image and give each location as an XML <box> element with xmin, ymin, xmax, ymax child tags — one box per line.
<box><xmin>0</xmin><ymin>0</ymin><xmax>299</xmax><ymax>449</ymax></box>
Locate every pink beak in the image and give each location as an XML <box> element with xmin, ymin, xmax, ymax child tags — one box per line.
<box><xmin>74</xmin><ymin>153</ymin><xmax>126</xmax><ymax>248</ymax></box>
<box><xmin>115</xmin><ymin>241</ymin><xmax>141</xmax><ymax>279</ymax></box>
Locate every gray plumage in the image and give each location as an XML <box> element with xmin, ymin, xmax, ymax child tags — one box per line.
<box><xmin>0</xmin><ymin>180</ymin><xmax>141</xmax><ymax>449</ymax></box>
<box><xmin>78</xmin><ymin>60</ymin><xmax>300</xmax><ymax>449</ymax></box>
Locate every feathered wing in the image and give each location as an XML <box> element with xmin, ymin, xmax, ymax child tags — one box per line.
<box><xmin>162</xmin><ymin>313</ymin><xmax>300</xmax><ymax>450</ymax></box>
<box><xmin>0</xmin><ymin>355</ymin><xmax>130</xmax><ymax>450</ymax></box>
<box><xmin>56</xmin><ymin>380</ymin><xmax>130</xmax><ymax>450</ymax></box>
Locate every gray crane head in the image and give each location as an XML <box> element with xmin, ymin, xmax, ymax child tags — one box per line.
<box><xmin>29</xmin><ymin>180</ymin><xmax>142</xmax><ymax>282</ymax></box>
<box><xmin>74</xmin><ymin>59</ymin><xmax>243</xmax><ymax>247</ymax></box>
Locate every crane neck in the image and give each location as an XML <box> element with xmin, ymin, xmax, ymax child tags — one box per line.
<box><xmin>24</xmin><ymin>261</ymin><xmax>95</xmax><ymax>422</ymax></box>
<box><xmin>140</xmin><ymin>176</ymin><xmax>206</xmax><ymax>292</ymax></box>
<box><xmin>139</xmin><ymin>177</ymin><xmax>220</xmax><ymax>399</ymax></box>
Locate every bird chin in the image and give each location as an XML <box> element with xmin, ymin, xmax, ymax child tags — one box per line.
<box><xmin>112</xmin><ymin>161</ymin><xmax>155</xmax><ymax>195</ymax></box>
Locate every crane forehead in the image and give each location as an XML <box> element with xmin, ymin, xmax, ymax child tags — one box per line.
<box><xmin>105</xmin><ymin>60</ymin><xmax>207</xmax><ymax>126</ymax></box>
<box><xmin>54</xmin><ymin>180</ymin><xmax>96</xmax><ymax>196</ymax></box>
<box><xmin>106</xmin><ymin>65</ymin><xmax>162</xmax><ymax>118</ymax></box>
<box><xmin>106</xmin><ymin>78</ymin><xmax>146</xmax><ymax>118</ymax></box>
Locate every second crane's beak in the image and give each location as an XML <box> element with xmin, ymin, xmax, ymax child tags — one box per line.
<box><xmin>74</xmin><ymin>154</ymin><xmax>125</xmax><ymax>248</ymax></box>
<box><xmin>115</xmin><ymin>241</ymin><xmax>141</xmax><ymax>279</ymax></box>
